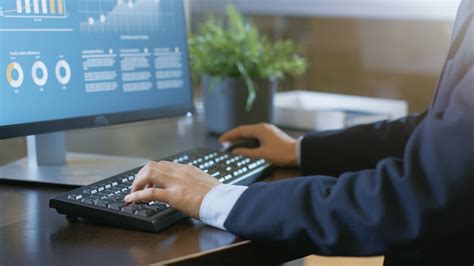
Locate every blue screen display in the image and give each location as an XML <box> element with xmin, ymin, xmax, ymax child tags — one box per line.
<box><xmin>0</xmin><ymin>0</ymin><xmax>192</xmax><ymax>126</ymax></box>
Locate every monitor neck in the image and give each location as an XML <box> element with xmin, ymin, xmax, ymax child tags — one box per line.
<box><xmin>27</xmin><ymin>132</ymin><xmax>67</xmax><ymax>166</ymax></box>
<box><xmin>1</xmin><ymin>131</ymin><xmax>148</xmax><ymax>186</ymax></box>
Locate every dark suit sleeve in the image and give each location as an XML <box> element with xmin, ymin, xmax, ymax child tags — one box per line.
<box><xmin>301</xmin><ymin>112</ymin><xmax>426</xmax><ymax>176</ymax></box>
<box><xmin>223</xmin><ymin>78</ymin><xmax>474</xmax><ymax>257</ymax></box>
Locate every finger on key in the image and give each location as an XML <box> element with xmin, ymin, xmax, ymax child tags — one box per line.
<box><xmin>125</xmin><ymin>188</ymin><xmax>169</xmax><ymax>203</ymax></box>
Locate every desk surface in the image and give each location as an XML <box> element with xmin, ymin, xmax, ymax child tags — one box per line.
<box><xmin>0</xmin><ymin>114</ymin><xmax>303</xmax><ymax>265</ymax></box>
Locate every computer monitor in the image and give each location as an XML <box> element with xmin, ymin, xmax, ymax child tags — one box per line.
<box><xmin>0</xmin><ymin>0</ymin><xmax>193</xmax><ymax>185</ymax></box>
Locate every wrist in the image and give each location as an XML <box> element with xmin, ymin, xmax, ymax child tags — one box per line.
<box><xmin>195</xmin><ymin>182</ymin><xmax>220</xmax><ymax>218</ymax></box>
<box><xmin>284</xmin><ymin>139</ymin><xmax>298</xmax><ymax>166</ymax></box>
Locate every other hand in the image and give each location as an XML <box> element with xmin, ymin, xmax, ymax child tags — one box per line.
<box><xmin>219</xmin><ymin>123</ymin><xmax>298</xmax><ymax>167</ymax></box>
<box><xmin>124</xmin><ymin>161</ymin><xmax>220</xmax><ymax>219</ymax></box>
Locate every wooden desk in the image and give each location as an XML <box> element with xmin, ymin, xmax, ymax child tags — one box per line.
<box><xmin>0</xmin><ymin>115</ymin><xmax>302</xmax><ymax>265</ymax></box>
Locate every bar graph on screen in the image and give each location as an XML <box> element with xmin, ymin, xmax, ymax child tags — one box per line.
<box><xmin>2</xmin><ymin>0</ymin><xmax>67</xmax><ymax>19</ymax></box>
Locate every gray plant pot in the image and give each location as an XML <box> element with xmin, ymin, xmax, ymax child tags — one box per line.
<box><xmin>202</xmin><ymin>76</ymin><xmax>276</xmax><ymax>134</ymax></box>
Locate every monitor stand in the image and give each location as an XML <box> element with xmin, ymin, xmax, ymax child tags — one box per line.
<box><xmin>0</xmin><ymin>132</ymin><xmax>149</xmax><ymax>187</ymax></box>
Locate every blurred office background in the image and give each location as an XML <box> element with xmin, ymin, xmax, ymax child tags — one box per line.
<box><xmin>187</xmin><ymin>0</ymin><xmax>460</xmax><ymax>113</ymax></box>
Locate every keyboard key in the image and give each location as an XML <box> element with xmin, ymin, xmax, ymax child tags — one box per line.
<box><xmin>81</xmin><ymin>198</ymin><xmax>94</xmax><ymax>205</ymax></box>
<box><xmin>90</xmin><ymin>194</ymin><xmax>101</xmax><ymax>200</ymax></box>
<box><xmin>95</xmin><ymin>200</ymin><xmax>111</xmax><ymax>208</ymax></box>
<box><xmin>146</xmin><ymin>203</ymin><xmax>166</xmax><ymax>212</ymax></box>
<box><xmin>68</xmin><ymin>194</ymin><xmax>83</xmax><ymax>201</ymax></box>
<box><xmin>108</xmin><ymin>202</ymin><xmax>124</xmax><ymax>211</ymax></box>
<box><xmin>136</xmin><ymin>209</ymin><xmax>158</xmax><ymax>217</ymax></box>
<box><xmin>115</xmin><ymin>195</ymin><xmax>125</xmax><ymax>201</ymax></box>
<box><xmin>121</xmin><ymin>204</ymin><xmax>141</xmax><ymax>215</ymax></box>
<box><xmin>97</xmin><ymin>192</ymin><xmax>107</xmax><ymax>197</ymax></box>
<box><xmin>112</xmin><ymin>182</ymin><xmax>119</xmax><ymax>187</ymax></box>
<box><xmin>121</xmin><ymin>208</ymin><xmax>135</xmax><ymax>215</ymax></box>
<box><xmin>106</xmin><ymin>195</ymin><xmax>118</xmax><ymax>202</ymax></box>
<box><xmin>105</xmin><ymin>184</ymin><xmax>111</xmax><ymax>189</ymax></box>
<box><xmin>68</xmin><ymin>194</ymin><xmax>77</xmax><ymax>200</ymax></box>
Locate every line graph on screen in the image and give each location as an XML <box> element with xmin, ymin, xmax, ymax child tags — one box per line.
<box><xmin>78</xmin><ymin>0</ymin><xmax>178</xmax><ymax>33</ymax></box>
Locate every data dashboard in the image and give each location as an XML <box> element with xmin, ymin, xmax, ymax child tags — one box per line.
<box><xmin>0</xmin><ymin>0</ymin><xmax>192</xmax><ymax>126</ymax></box>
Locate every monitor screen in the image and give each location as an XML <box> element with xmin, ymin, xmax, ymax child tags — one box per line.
<box><xmin>0</xmin><ymin>0</ymin><xmax>192</xmax><ymax>130</ymax></box>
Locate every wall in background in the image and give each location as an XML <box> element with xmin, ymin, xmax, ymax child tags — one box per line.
<box><xmin>194</xmin><ymin>0</ymin><xmax>460</xmax><ymax>21</ymax></box>
<box><xmin>257</xmin><ymin>17</ymin><xmax>453</xmax><ymax>113</ymax></box>
<box><xmin>191</xmin><ymin>1</ymin><xmax>456</xmax><ymax>113</ymax></box>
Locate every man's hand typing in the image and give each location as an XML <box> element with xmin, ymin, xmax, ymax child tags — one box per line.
<box><xmin>125</xmin><ymin>161</ymin><xmax>220</xmax><ymax>219</ymax></box>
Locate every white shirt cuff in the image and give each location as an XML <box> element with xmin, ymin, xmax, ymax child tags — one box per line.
<box><xmin>199</xmin><ymin>184</ymin><xmax>248</xmax><ymax>230</ymax></box>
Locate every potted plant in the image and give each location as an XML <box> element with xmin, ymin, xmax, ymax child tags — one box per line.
<box><xmin>189</xmin><ymin>6</ymin><xmax>307</xmax><ymax>134</ymax></box>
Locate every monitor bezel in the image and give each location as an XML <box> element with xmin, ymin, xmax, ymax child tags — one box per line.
<box><xmin>0</xmin><ymin>0</ymin><xmax>194</xmax><ymax>140</ymax></box>
<box><xmin>0</xmin><ymin>103</ymin><xmax>194</xmax><ymax>139</ymax></box>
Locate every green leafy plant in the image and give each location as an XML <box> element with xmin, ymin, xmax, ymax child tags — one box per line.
<box><xmin>189</xmin><ymin>6</ymin><xmax>308</xmax><ymax>111</ymax></box>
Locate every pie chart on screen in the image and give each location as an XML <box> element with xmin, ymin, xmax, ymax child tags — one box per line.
<box><xmin>32</xmin><ymin>61</ymin><xmax>49</xmax><ymax>87</ymax></box>
<box><xmin>55</xmin><ymin>59</ymin><xmax>71</xmax><ymax>85</ymax></box>
<box><xmin>6</xmin><ymin>62</ymin><xmax>24</xmax><ymax>89</ymax></box>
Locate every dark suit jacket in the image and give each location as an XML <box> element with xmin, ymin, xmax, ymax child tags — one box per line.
<box><xmin>224</xmin><ymin>1</ymin><xmax>474</xmax><ymax>265</ymax></box>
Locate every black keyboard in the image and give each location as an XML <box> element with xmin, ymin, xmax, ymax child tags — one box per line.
<box><xmin>49</xmin><ymin>148</ymin><xmax>272</xmax><ymax>233</ymax></box>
